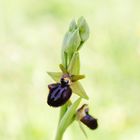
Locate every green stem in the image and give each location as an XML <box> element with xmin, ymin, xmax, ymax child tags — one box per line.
<box><xmin>55</xmin><ymin>129</ymin><xmax>63</xmax><ymax>140</ymax></box>
<box><xmin>55</xmin><ymin>107</ymin><xmax>65</xmax><ymax>140</ymax></box>
<box><xmin>59</xmin><ymin>100</ymin><xmax>71</xmax><ymax>123</ymax></box>
<box><xmin>56</xmin><ymin>100</ymin><xmax>72</xmax><ymax>139</ymax></box>
<box><xmin>55</xmin><ymin>116</ymin><xmax>75</xmax><ymax>140</ymax></box>
<box><xmin>55</xmin><ymin>98</ymin><xmax>81</xmax><ymax>140</ymax></box>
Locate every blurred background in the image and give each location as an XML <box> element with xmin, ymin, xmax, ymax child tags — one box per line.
<box><xmin>0</xmin><ymin>0</ymin><xmax>140</xmax><ymax>140</ymax></box>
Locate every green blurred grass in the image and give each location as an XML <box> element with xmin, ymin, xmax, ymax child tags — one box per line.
<box><xmin>0</xmin><ymin>0</ymin><xmax>140</xmax><ymax>140</ymax></box>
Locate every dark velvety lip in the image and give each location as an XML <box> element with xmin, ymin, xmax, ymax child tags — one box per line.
<box><xmin>80</xmin><ymin>114</ymin><xmax>98</xmax><ymax>129</ymax></box>
<box><xmin>77</xmin><ymin>104</ymin><xmax>98</xmax><ymax>130</ymax></box>
<box><xmin>47</xmin><ymin>83</ymin><xmax>72</xmax><ymax>107</ymax></box>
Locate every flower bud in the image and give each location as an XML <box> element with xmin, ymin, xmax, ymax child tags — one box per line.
<box><xmin>77</xmin><ymin>17</ymin><xmax>89</xmax><ymax>43</ymax></box>
<box><xmin>77</xmin><ymin>104</ymin><xmax>98</xmax><ymax>129</ymax></box>
<box><xmin>62</xmin><ymin>27</ymin><xmax>81</xmax><ymax>66</ymax></box>
<box><xmin>64</xmin><ymin>29</ymin><xmax>81</xmax><ymax>55</ymax></box>
<box><xmin>69</xmin><ymin>19</ymin><xmax>77</xmax><ymax>32</ymax></box>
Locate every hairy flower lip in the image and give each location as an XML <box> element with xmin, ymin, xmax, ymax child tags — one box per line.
<box><xmin>80</xmin><ymin>114</ymin><xmax>98</xmax><ymax>130</ymax></box>
<box><xmin>47</xmin><ymin>76</ymin><xmax>72</xmax><ymax>107</ymax></box>
<box><xmin>77</xmin><ymin>104</ymin><xmax>98</xmax><ymax>130</ymax></box>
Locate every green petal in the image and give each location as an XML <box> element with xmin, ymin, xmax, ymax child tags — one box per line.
<box><xmin>71</xmin><ymin>81</ymin><xmax>89</xmax><ymax>100</ymax></box>
<box><xmin>71</xmin><ymin>74</ymin><xmax>85</xmax><ymax>82</ymax></box>
<box><xmin>55</xmin><ymin>98</ymin><xmax>82</xmax><ymax>140</ymax></box>
<box><xmin>68</xmin><ymin>52</ymin><xmax>80</xmax><ymax>75</ymax></box>
<box><xmin>47</xmin><ymin>72</ymin><xmax>62</xmax><ymax>82</ymax></box>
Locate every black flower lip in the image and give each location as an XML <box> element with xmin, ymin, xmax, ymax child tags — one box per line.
<box><xmin>47</xmin><ymin>77</ymin><xmax>72</xmax><ymax>107</ymax></box>
<box><xmin>77</xmin><ymin>104</ymin><xmax>98</xmax><ymax>130</ymax></box>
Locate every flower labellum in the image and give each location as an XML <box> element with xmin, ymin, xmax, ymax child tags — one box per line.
<box><xmin>77</xmin><ymin>104</ymin><xmax>98</xmax><ymax>129</ymax></box>
<box><xmin>47</xmin><ymin>76</ymin><xmax>72</xmax><ymax>107</ymax></box>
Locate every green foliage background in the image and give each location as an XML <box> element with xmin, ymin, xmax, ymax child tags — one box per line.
<box><xmin>0</xmin><ymin>0</ymin><xmax>140</xmax><ymax>140</ymax></box>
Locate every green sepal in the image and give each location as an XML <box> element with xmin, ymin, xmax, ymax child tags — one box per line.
<box><xmin>71</xmin><ymin>74</ymin><xmax>85</xmax><ymax>82</ymax></box>
<box><xmin>67</xmin><ymin>52</ymin><xmax>80</xmax><ymax>75</ymax></box>
<box><xmin>71</xmin><ymin>81</ymin><xmax>89</xmax><ymax>100</ymax></box>
<box><xmin>55</xmin><ymin>98</ymin><xmax>82</xmax><ymax>140</ymax></box>
<box><xmin>47</xmin><ymin>72</ymin><xmax>62</xmax><ymax>82</ymax></box>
